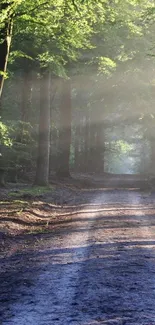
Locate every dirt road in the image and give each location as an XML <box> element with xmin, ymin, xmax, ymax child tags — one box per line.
<box><xmin>1</xmin><ymin>189</ymin><xmax>155</xmax><ymax>324</ymax></box>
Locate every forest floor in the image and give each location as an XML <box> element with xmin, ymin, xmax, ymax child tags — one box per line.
<box><xmin>0</xmin><ymin>174</ymin><xmax>155</xmax><ymax>324</ymax></box>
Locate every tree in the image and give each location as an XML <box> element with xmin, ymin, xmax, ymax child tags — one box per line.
<box><xmin>35</xmin><ymin>71</ymin><xmax>51</xmax><ymax>185</ymax></box>
<box><xmin>56</xmin><ymin>78</ymin><xmax>72</xmax><ymax>177</ymax></box>
<box><xmin>0</xmin><ymin>0</ymin><xmax>23</xmax><ymax>99</ymax></box>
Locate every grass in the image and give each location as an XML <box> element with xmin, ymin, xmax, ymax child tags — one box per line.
<box><xmin>8</xmin><ymin>185</ymin><xmax>53</xmax><ymax>198</ymax></box>
<box><xmin>0</xmin><ymin>201</ymin><xmax>12</xmax><ymax>204</ymax></box>
<box><xmin>27</xmin><ymin>226</ymin><xmax>52</xmax><ymax>235</ymax></box>
<box><xmin>13</xmin><ymin>199</ymin><xmax>29</xmax><ymax>204</ymax></box>
<box><xmin>0</xmin><ymin>199</ymin><xmax>29</xmax><ymax>207</ymax></box>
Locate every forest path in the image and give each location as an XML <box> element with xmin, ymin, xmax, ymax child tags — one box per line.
<box><xmin>1</xmin><ymin>189</ymin><xmax>155</xmax><ymax>324</ymax></box>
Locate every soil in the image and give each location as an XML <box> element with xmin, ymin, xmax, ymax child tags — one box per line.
<box><xmin>0</xmin><ymin>174</ymin><xmax>155</xmax><ymax>324</ymax></box>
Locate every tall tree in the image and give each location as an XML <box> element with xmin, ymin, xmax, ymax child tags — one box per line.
<box><xmin>0</xmin><ymin>2</ymin><xmax>13</xmax><ymax>98</ymax></box>
<box><xmin>35</xmin><ymin>71</ymin><xmax>51</xmax><ymax>186</ymax></box>
<box><xmin>0</xmin><ymin>0</ymin><xmax>23</xmax><ymax>98</ymax></box>
<box><xmin>56</xmin><ymin>78</ymin><xmax>72</xmax><ymax>177</ymax></box>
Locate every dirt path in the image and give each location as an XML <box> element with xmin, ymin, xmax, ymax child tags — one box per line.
<box><xmin>1</xmin><ymin>189</ymin><xmax>155</xmax><ymax>324</ymax></box>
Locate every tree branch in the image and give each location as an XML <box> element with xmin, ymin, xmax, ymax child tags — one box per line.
<box><xmin>14</xmin><ymin>1</ymin><xmax>50</xmax><ymax>18</ymax></box>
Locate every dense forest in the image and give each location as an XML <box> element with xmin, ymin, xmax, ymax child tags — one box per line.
<box><xmin>1</xmin><ymin>0</ymin><xmax>155</xmax><ymax>187</ymax></box>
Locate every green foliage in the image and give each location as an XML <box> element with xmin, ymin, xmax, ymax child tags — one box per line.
<box><xmin>0</xmin><ymin>0</ymin><xmax>22</xmax><ymax>28</ymax></box>
<box><xmin>8</xmin><ymin>121</ymin><xmax>36</xmax><ymax>144</ymax></box>
<box><xmin>105</xmin><ymin>140</ymin><xmax>135</xmax><ymax>174</ymax></box>
<box><xmin>11</xmin><ymin>0</ymin><xmax>101</xmax><ymax>76</ymax></box>
<box><xmin>98</xmin><ymin>57</ymin><xmax>117</xmax><ymax>76</ymax></box>
<box><xmin>9</xmin><ymin>50</ymin><xmax>34</xmax><ymax>64</ymax></box>
<box><xmin>10</xmin><ymin>0</ymin><xmax>151</xmax><ymax>77</ymax></box>
<box><xmin>0</xmin><ymin>121</ymin><xmax>12</xmax><ymax>147</ymax></box>
<box><xmin>0</xmin><ymin>120</ymin><xmax>37</xmax><ymax>181</ymax></box>
<box><xmin>114</xmin><ymin>140</ymin><xmax>133</xmax><ymax>154</ymax></box>
<box><xmin>0</xmin><ymin>71</ymin><xmax>8</xmax><ymax>79</ymax></box>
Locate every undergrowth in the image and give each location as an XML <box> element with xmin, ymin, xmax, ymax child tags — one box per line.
<box><xmin>8</xmin><ymin>186</ymin><xmax>53</xmax><ymax>198</ymax></box>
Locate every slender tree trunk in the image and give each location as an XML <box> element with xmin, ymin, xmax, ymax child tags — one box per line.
<box><xmin>73</xmin><ymin>108</ymin><xmax>81</xmax><ymax>172</ymax></box>
<box><xmin>74</xmin><ymin>124</ymin><xmax>80</xmax><ymax>171</ymax></box>
<box><xmin>83</xmin><ymin>109</ymin><xmax>90</xmax><ymax>173</ymax></box>
<box><xmin>95</xmin><ymin>122</ymin><xmax>105</xmax><ymax>173</ymax></box>
<box><xmin>50</xmin><ymin>127</ymin><xmax>58</xmax><ymax>171</ymax></box>
<box><xmin>49</xmin><ymin>79</ymin><xmax>58</xmax><ymax>174</ymax></box>
<box><xmin>89</xmin><ymin>120</ymin><xmax>97</xmax><ymax>173</ymax></box>
<box><xmin>0</xmin><ymin>3</ymin><xmax>13</xmax><ymax>185</ymax></box>
<box><xmin>35</xmin><ymin>71</ymin><xmax>51</xmax><ymax>186</ymax></box>
<box><xmin>79</xmin><ymin>115</ymin><xmax>86</xmax><ymax>172</ymax></box>
<box><xmin>56</xmin><ymin>79</ymin><xmax>72</xmax><ymax>178</ymax></box>
<box><xmin>0</xmin><ymin>4</ymin><xmax>13</xmax><ymax>100</ymax></box>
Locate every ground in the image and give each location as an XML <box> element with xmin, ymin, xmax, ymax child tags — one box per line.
<box><xmin>0</xmin><ymin>174</ymin><xmax>155</xmax><ymax>324</ymax></box>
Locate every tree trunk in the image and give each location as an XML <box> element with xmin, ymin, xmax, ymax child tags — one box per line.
<box><xmin>89</xmin><ymin>120</ymin><xmax>97</xmax><ymax>173</ymax></box>
<box><xmin>74</xmin><ymin>124</ymin><xmax>80</xmax><ymax>171</ymax></box>
<box><xmin>21</xmin><ymin>68</ymin><xmax>32</xmax><ymax>122</ymax></box>
<box><xmin>56</xmin><ymin>79</ymin><xmax>72</xmax><ymax>178</ymax></box>
<box><xmin>83</xmin><ymin>109</ymin><xmax>90</xmax><ymax>173</ymax></box>
<box><xmin>49</xmin><ymin>78</ymin><xmax>58</xmax><ymax>174</ymax></box>
<box><xmin>79</xmin><ymin>115</ymin><xmax>86</xmax><ymax>172</ymax></box>
<box><xmin>95</xmin><ymin>122</ymin><xmax>105</xmax><ymax>173</ymax></box>
<box><xmin>35</xmin><ymin>72</ymin><xmax>51</xmax><ymax>186</ymax></box>
<box><xmin>49</xmin><ymin>127</ymin><xmax>58</xmax><ymax>171</ymax></box>
<box><xmin>0</xmin><ymin>4</ymin><xmax>13</xmax><ymax>100</ymax></box>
